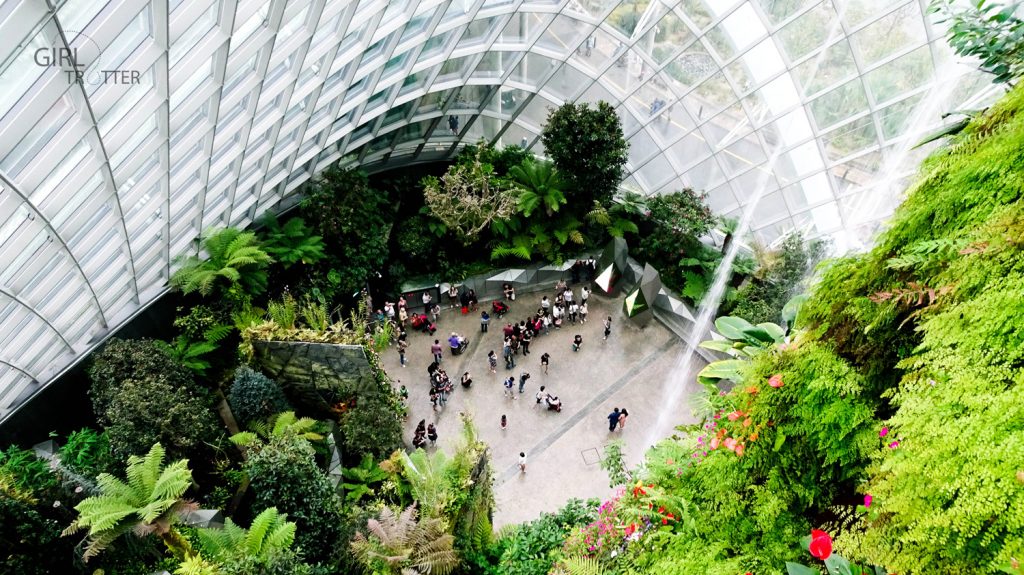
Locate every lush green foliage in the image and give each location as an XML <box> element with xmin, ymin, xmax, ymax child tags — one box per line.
<box><xmin>171</xmin><ymin>227</ymin><xmax>274</xmax><ymax>303</ymax></box>
<box><xmin>0</xmin><ymin>495</ymin><xmax>71</xmax><ymax>575</ymax></box>
<box><xmin>65</xmin><ymin>443</ymin><xmax>196</xmax><ymax>562</ymax></box>
<box><xmin>300</xmin><ymin>166</ymin><xmax>393</xmax><ymax>300</ymax></box>
<box><xmin>351</xmin><ymin>504</ymin><xmax>458</xmax><ymax>575</ymax></box>
<box><xmin>88</xmin><ymin>339</ymin><xmax>223</xmax><ymax>462</ymax></box>
<box><xmin>228</xmin><ymin>367</ymin><xmax>291</xmax><ymax>427</ymax></box>
<box><xmin>194</xmin><ymin>507</ymin><xmax>297</xmax><ymax>566</ymax></box>
<box><xmin>495</xmin><ymin>499</ymin><xmax>598</xmax><ymax>575</ymax></box>
<box><xmin>59</xmin><ymin>428</ymin><xmax>114</xmax><ymax>479</ymax></box>
<box><xmin>726</xmin><ymin>233</ymin><xmax>825</xmax><ymax>325</ymax></box>
<box><xmin>645</xmin><ymin>189</ymin><xmax>715</xmax><ymax>239</ymax></box>
<box><xmin>930</xmin><ymin>0</ymin><xmax>1024</xmax><ymax>85</ymax></box>
<box><xmin>244</xmin><ymin>435</ymin><xmax>344</xmax><ymax>565</ymax></box>
<box><xmin>257</xmin><ymin>214</ymin><xmax>326</xmax><ymax>269</ymax></box>
<box><xmin>0</xmin><ymin>445</ymin><xmax>59</xmax><ymax>495</ymax></box>
<box><xmin>541</xmin><ymin>101</ymin><xmax>629</xmax><ymax>208</ymax></box>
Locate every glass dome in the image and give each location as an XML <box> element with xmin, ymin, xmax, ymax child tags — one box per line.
<box><xmin>0</xmin><ymin>0</ymin><xmax>1000</xmax><ymax>422</ymax></box>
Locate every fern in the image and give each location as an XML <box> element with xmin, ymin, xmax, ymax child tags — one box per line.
<box><xmin>491</xmin><ymin>244</ymin><xmax>532</xmax><ymax>261</ymax></box>
<box><xmin>560</xmin><ymin>555</ymin><xmax>604</xmax><ymax>575</ymax></box>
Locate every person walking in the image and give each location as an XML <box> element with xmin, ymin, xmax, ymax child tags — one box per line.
<box><xmin>518</xmin><ymin>371</ymin><xmax>531</xmax><ymax>394</ymax></box>
<box><xmin>618</xmin><ymin>408</ymin><xmax>629</xmax><ymax>431</ymax></box>
<box><xmin>398</xmin><ymin>305</ymin><xmax>408</xmax><ymax>326</ymax></box>
<box><xmin>540</xmin><ymin>352</ymin><xmax>550</xmax><ymax>374</ymax></box>
<box><xmin>541</xmin><ymin>295</ymin><xmax>551</xmax><ymax>316</ymax></box>
<box><xmin>480</xmin><ymin>310</ymin><xmax>490</xmax><ymax>332</ymax></box>
<box><xmin>603</xmin><ymin>316</ymin><xmax>612</xmax><ymax>340</ymax></box>
<box><xmin>427</xmin><ymin>423</ymin><xmax>438</xmax><ymax>445</ymax></box>
<box><xmin>572</xmin><ymin>334</ymin><xmax>583</xmax><ymax>352</ymax></box>
<box><xmin>579</xmin><ymin>301</ymin><xmax>589</xmax><ymax>324</ymax></box>
<box><xmin>422</xmin><ymin>290</ymin><xmax>433</xmax><ymax>314</ymax></box>
<box><xmin>607</xmin><ymin>407</ymin><xmax>621</xmax><ymax>432</ymax></box>
<box><xmin>504</xmin><ymin>376</ymin><xmax>516</xmax><ymax>398</ymax></box>
<box><xmin>431</xmin><ymin>339</ymin><xmax>443</xmax><ymax>364</ymax></box>
<box><xmin>535</xmin><ymin>385</ymin><xmax>548</xmax><ymax>404</ymax></box>
<box><xmin>431</xmin><ymin>303</ymin><xmax>442</xmax><ymax>324</ymax></box>
<box><xmin>398</xmin><ymin>339</ymin><xmax>408</xmax><ymax>367</ymax></box>
<box><xmin>500</xmin><ymin>414</ymin><xmax>508</xmax><ymax>430</ymax></box>
<box><xmin>518</xmin><ymin>452</ymin><xmax>527</xmax><ymax>473</ymax></box>
<box><xmin>521</xmin><ymin>330</ymin><xmax>532</xmax><ymax>355</ymax></box>
<box><xmin>568</xmin><ymin>301</ymin><xmax>579</xmax><ymax>324</ymax></box>
<box><xmin>488</xmin><ymin>350</ymin><xmax>497</xmax><ymax>373</ymax></box>
<box><xmin>581</xmin><ymin>285</ymin><xmax>590</xmax><ymax>304</ymax></box>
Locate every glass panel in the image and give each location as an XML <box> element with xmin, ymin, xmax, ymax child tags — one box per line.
<box><xmin>536</xmin><ymin>14</ymin><xmax>589</xmax><ymax>56</ymax></box>
<box><xmin>640</xmin><ymin>9</ymin><xmax>694</xmax><ymax>65</ymax></box>
<box><xmin>821</xmin><ymin>115</ymin><xmax>877</xmax><ymax>160</ymax></box>
<box><xmin>863</xmin><ymin>45</ymin><xmax>932</xmax><ymax>105</ymax></box>
<box><xmin>606</xmin><ymin>1</ymin><xmax>647</xmax><ymax>36</ymax></box>
<box><xmin>757</xmin><ymin>0</ymin><xmax>818</xmax><ymax>26</ymax></box>
<box><xmin>809</xmin><ymin>78</ymin><xmax>868</xmax><ymax>129</ymax></box>
<box><xmin>877</xmin><ymin>93</ymin><xmax>923</xmax><ymax>140</ymax></box>
<box><xmin>851</xmin><ymin>2</ymin><xmax>926</xmax><ymax>66</ymax></box>
<box><xmin>776</xmin><ymin>1</ymin><xmax>839</xmax><ymax>63</ymax></box>
<box><xmin>793</xmin><ymin>39</ymin><xmax>856</xmax><ymax>96</ymax></box>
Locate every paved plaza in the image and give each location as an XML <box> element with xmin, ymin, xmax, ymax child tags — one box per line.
<box><xmin>379</xmin><ymin>285</ymin><xmax>707</xmax><ymax>528</ymax></box>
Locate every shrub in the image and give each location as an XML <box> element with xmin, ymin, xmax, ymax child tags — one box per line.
<box><xmin>0</xmin><ymin>496</ymin><xmax>71</xmax><ymax>575</ymax></box>
<box><xmin>88</xmin><ymin>339</ymin><xmax>221</xmax><ymax>462</ymax></box>
<box><xmin>228</xmin><ymin>367</ymin><xmax>291</xmax><ymax>427</ymax></box>
<box><xmin>245</xmin><ymin>435</ymin><xmax>344</xmax><ymax>566</ymax></box>
<box><xmin>497</xmin><ymin>499</ymin><xmax>598</xmax><ymax>575</ymax></box>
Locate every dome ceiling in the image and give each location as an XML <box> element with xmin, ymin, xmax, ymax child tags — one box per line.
<box><xmin>0</xmin><ymin>0</ymin><xmax>998</xmax><ymax>422</ymax></box>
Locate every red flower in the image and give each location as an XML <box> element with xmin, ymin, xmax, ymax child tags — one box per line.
<box><xmin>661</xmin><ymin>517</ymin><xmax>668</xmax><ymax>524</ymax></box>
<box><xmin>808</xmin><ymin>529</ymin><xmax>833</xmax><ymax>560</ymax></box>
<box><xmin>768</xmin><ymin>374</ymin><xmax>784</xmax><ymax>388</ymax></box>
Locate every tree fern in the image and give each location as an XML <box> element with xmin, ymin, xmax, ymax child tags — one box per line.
<box><xmin>352</xmin><ymin>505</ymin><xmax>458</xmax><ymax>575</ymax></box>
<box><xmin>196</xmin><ymin>507</ymin><xmax>296</xmax><ymax>564</ymax></box>
<box><xmin>171</xmin><ymin>227</ymin><xmax>273</xmax><ymax>301</ymax></box>
<box><xmin>258</xmin><ymin>213</ymin><xmax>326</xmax><ymax>268</ymax></box>
<box><xmin>64</xmin><ymin>443</ymin><xmax>195</xmax><ymax>562</ymax></box>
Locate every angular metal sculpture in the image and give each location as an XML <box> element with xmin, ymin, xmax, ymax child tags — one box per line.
<box><xmin>594</xmin><ymin>238</ymin><xmax>629</xmax><ymax>295</ymax></box>
<box><xmin>623</xmin><ymin>264</ymin><xmax>661</xmax><ymax>326</ymax></box>
<box><xmin>181</xmin><ymin>509</ymin><xmax>224</xmax><ymax>529</ymax></box>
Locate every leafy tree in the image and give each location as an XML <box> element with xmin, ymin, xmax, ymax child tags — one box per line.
<box><xmin>457</xmin><ymin>140</ymin><xmax>533</xmax><ymax>176</ymax></box>
<box><xmin>245</xmin><ymin>435</ymin><xmax>344</xmax><ymax>565</ymax></box>
<box><xmin>257</xmin><ymin>214</ymin><xmax>325</xmax><ymax>269</ymax></box>
<box><xmin>541</xmin><ymin>101</ymin><xmax>629</xmax><ymax>208</ymax></box>
<box><xmin>64</xmin><ymin>443</ymin><xmax>196</xmax><ymax>562</ymax></box>
<box><xmin>509</xmin><ymin>158</ymin><xmax>567</xmax><ymax>218</ymax></box>
<box><xmin>228</xmin><ymin>367</ymin><xmax>291</xmax><ymax>428</ymax></box>
<box><xmin>646</xmin><ymin>189</ymin><xmax>716</xmax><ymax>239</ymax></box>
<box><xmin>931</xmin><ymin>0</ymin><xmax>1024</xmax><ymax>85</ymax></box>
<box><xmin>422</xmin><ymin>146</ymin><xmax>518</xmax><ymax>242</ymax></box>
<box><xmin>300</xmin><ymin>166</ymin><xmax>393</xmax><ymax>299</ymax></box>
<box><xmin>350</xmin><ymin>505</ymin><xmax>458</xmax><ymax>575</ymax></box>
<box><xmin>88</xmin><ymin>339</ymin><xmax>222</xmax><ymax>463</ymax></box>
<box><xmin>171</xmin><ymin>227</ymin><xmax>274</xmax><ymax>303</ymax></box>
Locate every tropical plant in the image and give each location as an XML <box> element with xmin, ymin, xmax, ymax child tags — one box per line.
<box><xmin>171</xmin><ymin>227</ymin><xmax>274</xmax><ymax>302</ymax></box>
<box><xmin>585</xmin><ymin>201</ymin><xmax>640</xmax><ymax>239</ymax></box>
<box><xmin>195</xmin><ymin>507</ymin><xmax>296</xmax><ymax>565</ymax></box>
<box><xmin>0</xmin><ymin>445</ymin><xmax>59</xmax><ymax>495</ymax></box>
<box><xmin>930</xmin><ymin>0</ymin><xmax>1024</xmax><ymax>85</ymax></box>
<box><xmin>257</xmin><ymin>213</ymin><xmax>325</xmax><ymax>269</ymax></box>
<box><xmin>509</xmin><ymin>158</ymin><xmax>567</xmax><ymax>218</ymax></box>
<box><xmin>599</xmin><ymin>440</ymin><xmax>630</xmax><ymax>489</ymax></box>
<box><xmin>719</xmin><ymin>216</ymin><xmax>739</xmax><ymax>255</ymax></box>
<box><xmin>154</xmin><ymin>335</ymin><xmax>219</xmax><ymax>377</ymax></box>
<box><xmin>541</xmin><ymin>101</ymin><xmax>629</xmax><ymax>209</ymax></box>
<box><xmin>727</xmin><ymin>232</ymin><xmax>824</xmax><ymax>324</ymax></box>
<box><xmin>422</xmin><ymin>146</ymin><xmax>518</xmax><ymax>242</ymax></box>
<box><xmin>350</xmin><ymin>504</ymin><xmax>458</xmax><ymax>575</ymax></box>
<box><xmin>58</xmin><ymin>428</ymin><xmax>114</xmax><ymax>480</ymax></box>
<box><xmin>230</xmin><ymin>411</ymin><xmax>325</xmax><ymax>447</ymax></box>
<box><xmin>697</xmin><ymin>316</ymin><xmax>786</xmax><ymax>385</ymax></box>
<box><xmin>64</xmin><ymin>443</ymin><xmax>196</xmax><ymax>562</ymax></box>
<box><xmin>341</xmin><ymin>454</ymin><xmax>389</xmax><ymax>504</ymax></box>
<box><xmin>227</xmin><ymin>367</ymin><xmax>291</xmax><ymax>428</ymax></box>
<box><xmin>490</xmin><ymin>214</ymin><xmax>586</xmax><ymax>262</ymax></box>
<box><xmin>496</xmin><ymin>499</ymin><xmax>598</xmax><ymax>575</ymax></box>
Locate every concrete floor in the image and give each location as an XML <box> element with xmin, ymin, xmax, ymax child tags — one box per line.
<box><xmin>379</xmin><ymin>286</ymin><xmax>707</xmax><ymax>528</ymax></box>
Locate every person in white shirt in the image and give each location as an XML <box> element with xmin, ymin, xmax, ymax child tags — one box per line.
<box><xmin>563</xmin><ymin>288</ymin><xmax>574</xmax><ymax>304</ymax></box>
<box><xmin>518</xmin><ymin>452</ymin><xmax>527</xmax><ymax>473</ymax></box>
<box><xmin>581</xmin><ymin>286</ymin><xmax>590</xmax><ymax>303</ymax></box>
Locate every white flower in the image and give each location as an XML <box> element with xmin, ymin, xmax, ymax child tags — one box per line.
<box><xmin>53</xmin><ymin>500</ymin><xmax>61</xmax><ymax>508</ymax></box>
<box><xmin>75</xmin><ymin>486</ymin><xmax>84</xmax><ymax>493</ymax></box>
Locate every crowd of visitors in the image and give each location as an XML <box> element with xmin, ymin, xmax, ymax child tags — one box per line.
<box><xmin>387</xmin><ymin>259</ymin><xmax>629</xmax><ymax>475</ymax></box>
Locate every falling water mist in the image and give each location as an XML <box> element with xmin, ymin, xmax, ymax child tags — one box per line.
<box><xmin>643</xmin><ymin>2</ymin><xmax>854</xmax><ymax>450</ymax></box>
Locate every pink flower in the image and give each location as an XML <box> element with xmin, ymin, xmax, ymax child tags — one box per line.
<box><xmin>879</xmin><ymin>426</ymin><xmax>889</xmax><ymax>438</ymax></box>
<box><xmin>710</xmin><ymin>436</ymin><xmax>720</xmax><ymax>449</ymax></box>
<box><xmin>768</xmin><ymin>374</ymin><xmax>784</xmax><ymax>388</ymax></box>
<box><xmin>734</xmin><ymin>443</ymin><xmax>745</xmax><ymax>457</ymax></box>
<box><xmin>864</xmin><ymin>494</ymin><xmax>872</xmax><ymax>508</ymax></box>
<box><xmin>888</xmin><ymin>441</ymin><xmax>899</xmax><ymax>449</ymax></box>
<box><xmin>727</xmin><ymin>410</ymin><xmax>743</xmax><ymax>421</ymax></box>
<box><xmin>723</xmin><ymin>437</ymin><xmax>738</xmax><ymax>451</ymax></box>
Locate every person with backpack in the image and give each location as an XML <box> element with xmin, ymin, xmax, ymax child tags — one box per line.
<box><xmin>572</xmin><ymin>334</ymin><xmax>583</xmax><ymax>352</ymax></box>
